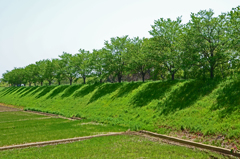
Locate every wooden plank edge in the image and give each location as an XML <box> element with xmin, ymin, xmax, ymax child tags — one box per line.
<box><xmin>139</xmin><ymin>130</ymin><xmax>240</xmax><ymax>157</ymax></box>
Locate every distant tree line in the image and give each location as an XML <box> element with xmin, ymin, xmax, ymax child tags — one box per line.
<box><xmin>2</xmin><ymin>6</ymin><xmax>240</xmax><ymax>86</ymax></box>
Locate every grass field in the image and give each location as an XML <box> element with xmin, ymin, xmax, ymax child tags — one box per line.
<box><xmin>0</xmin><ymin>111</ymin><xmax>127</xmax><ymax>147</ymax></box>
<box><xmin>1</xmin><ymin>77</ymin><xmax>240</xmax><ymax>149</ymax></box>
<box><xmin>0</xmin><ymin>135</ymin><xmax>227</xmax><ymax>159</ymax></box>
<box><xmin>0</xmin><ymin>107</ymin><xmax>228</xmax><ymax>158</ymax></box>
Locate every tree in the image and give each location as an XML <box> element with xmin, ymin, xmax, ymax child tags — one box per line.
<box><xmin>36</xmin><ymin>60</ymin><xmax>47</xmax><ymax>86</ymax></box>
<box><xmin>59</xmin><ymin>52</ymin><xmax>78</xmax><ymax>85</ymax></box>
<box><xmin>126</xmin><ymin>37</ymin><xmax>153</xmax><ymax>82</ymax></box>
<box><xmin>52</xmin><ymin>58</ymin><xmax>65</xmax><ymax>85</ymax></box>
<box><xmin>104</xmin><ymin>35</ymin><xmax>130</xmax><ymax>83</ymax></box>
<box><xmin>149</xmin><ymin>17</ymin><xmax>183</xmax><ymax>80</ymax></box>
<box><xmin>25</xmin><ymin>64</ymin><xmax>38</xmax><ymax>86</ymax></box>
<box><xmin>228</xmin><ymin>6</ymin><xmax>240</xmax><ymax>52</ymax></box>
<box><xmin>44</xmin><ymin>59</ymin><xmax>55</xmax><ymax>85</ymax></box>
<box><xmin>187</xmin><ymin>9</ymin><xmax>232</xmax><ymax>79</ymax></box>
<box><xmin>91</xmin><ymin>49</ymin><xmax>106</xmax><ymax>83</ymax></box>
<box><xmin>3</xmin><ymin>68</ymin><xmax>26</xmax><ymax>86</ymax></box>
<box><xmin>72</xmin><ymin>49</ymin><xmax>92</xmax><ymax>84</ymax></box>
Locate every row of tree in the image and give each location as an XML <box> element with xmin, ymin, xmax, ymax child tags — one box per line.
<box><xmin>2</xmin><ymin>6</ymin><xmax>240</xmax><ymax>86</ymax></box>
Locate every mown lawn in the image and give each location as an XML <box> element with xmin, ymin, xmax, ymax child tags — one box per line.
<box><xmin>0</xmin><ymin>111</ymin><xmax>127</xmax><ymax>146</ymax></box>
<box><xmin>0</xmin><ymin>135</ymin><xmax>227</xmax><ymax>159</ymax></box>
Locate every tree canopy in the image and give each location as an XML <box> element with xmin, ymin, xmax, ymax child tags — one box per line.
<box><xmin>2</xmin><ymin>6</ymin><xmax>240</xmax><ymax>86</ymax></box>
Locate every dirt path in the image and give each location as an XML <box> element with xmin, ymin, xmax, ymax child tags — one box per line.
<box><xmin>0</xmin><ymin>105</ymin><xmax>21</xmax><ymax>112</ymax></box>
<box><xmin>0</xmin><ymin>104</ymin><xmax>81</xmax><ymax>120</ymax></box>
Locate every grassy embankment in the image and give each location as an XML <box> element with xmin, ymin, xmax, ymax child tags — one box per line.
<box><xmin>0</xmin><ymin>77</ymin><xmax>240</xmax><ymax>141</ymax></box>
<box><xmin>0</xmin><ymin>135</ymin><xmax>225</xmax><ymax>159</ymax></box>
<box><xmin>0</xmin><ymin>111</ymin><xmax>126</xmax><ymax>146</ymax></box>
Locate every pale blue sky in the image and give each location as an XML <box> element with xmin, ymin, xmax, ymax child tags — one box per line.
<box><xmin>0</xmin><ymin>0</ymin><xmax>239</xmax><ymax>78</ymax></box>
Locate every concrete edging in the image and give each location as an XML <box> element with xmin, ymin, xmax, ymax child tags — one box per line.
<box><xmin>0</xmin><ymin>132</ymin><xmax>125</xmax><ymax>151</ymax></box>
<box><xmin>140</xmin><ymin>130</ymin><xmax>240</xmax><ymax>157</ymax></box>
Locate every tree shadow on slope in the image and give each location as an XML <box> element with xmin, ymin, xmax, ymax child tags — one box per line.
<box><xmin>112</xmin><ymin>82</ymin><xmax>143</xmax><ymax>99</ymax></box>
<box><xmin>20</xmin><ymin>87</ymin><xmax>39</xmax><ymax>98</ymax></box>
<box><xmin>61</xmin><ymin>85</ymin><xmax>83</xmax><ymax>98</ymax></box>
<box><xmin>211</xmin><ymin>78</ymin><xmax>240</xmax><ymax>118</ymax></box>
<box><xmin>35</xmin><ymin>86</ymin><xmax>56</xmax><ymax>99</ymax></box>
<box><xmin>88</xmin><ymin>83</ymin><xmax>123</xmax><ymax>104</ymax></box>
<box><xmin>73</xmin><ymin>83</ymin><xmax>101</xmax><ymax>98</ymax></box>
<box><xmin>46</xmin><ymin>85</ymin><xmax>69</xmax><ymax>99</ymax></box>
<box><xmin>130</xmin><ymin>80</ymin><xmax>179</xmax><ymax>107</ymax></box>
<box><xmin>29</xmin><ymin>87</ymin><xmax>45</xmax><ymax>97</ymax></box>
<box><xmin>0</xmin><ymin>87</ymin><xmax>17</xmax><ymax>97</ymax></box>
<box><xmin>14</xmin><ymin>87</ymin><xmax>26</xmax><ymax>95</ymax></box>
<box><xmin>160</xmin><ymin>79</ymin><xmax>220</xmax><ymax>115</ymax></box>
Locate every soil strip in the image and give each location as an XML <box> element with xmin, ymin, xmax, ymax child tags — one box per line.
<box><xmin>24</xmin><ymin>110</ymin><xmax>81</xmax><ymax>120</ymax></box>
<box><xmin>0</xmin><ymin>105</ymin><xmax>21</xmax><ymax>112</ymax></box>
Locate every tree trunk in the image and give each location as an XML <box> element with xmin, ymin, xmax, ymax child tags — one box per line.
<box><xmin>210</xmin><ymin>52</ymin><xmax>214</xmax><ymax>79</ymax></box>
<box><xmin>49</xmin><ymin>81</ymin><xmax>51</xmax><ymax>86</ymax></box>
<box><xmin>118</xmin><ymin>74</ymin><xmax>122</xmax><ymax>83</ymax></box>
<box><xmin>58</xmin><ymin>81</ymin><xmax>61</xmax><ymax>85</ymax></box>
<box><xmin>29</xmin><ymin>82</ymin><xmax>31</xmax><ymax>87</ymax></box>
<box><xmin>70</xmin><ymin>79</ymin><xmax>72</xmax><ymax>85</ymax></box>
<box><xmin>171</xmin><ymin>73</ymin><xmax>175</xmax><ymax>80</ymax></box>
<box><xmin>41</xmin><ymin>81</ymin><xmax>43</xmax><ymax>86</ymax></box>
<box><xmin>210</xmin><ymin>66</ymin><xmax>214</xmax><ymax>79</ymax></box>
<box><xmin>161</xmin><ymin>74</ymin><xmax>165</xmax><ymax>80</ymax></box>
<box><xmin>100</xmin><ymin>79</ymin><xmax>102</xmax><ymax>83</ymax></box>
<box><xmin>141</xmin><ymin>72</ymin><xmax>145</xmax><ymax>82</ymax></box>
<box><xmin>83</xmin><ymin>77</ymin><xmax>86</xmax><ymax>84</ymax></box>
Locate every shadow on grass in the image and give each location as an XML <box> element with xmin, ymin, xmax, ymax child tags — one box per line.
<box><xmin>29</xmin><ymin>87</ymin><xmax>45</xmax><ymax>96</ymax></box>
<box><xmin>211</xmin><ymin>78</ymin><xmax>240</xmax><ymax>118</ymax></box>
<box><xmin>61</xmin><ymin>85</ymin><xmax>82</xmax><ymax>98</ymax></box>
<box><xmin>161</xmin><ymin>79</ymin><xmax>220</xmax><ymax>115</ymax></box>
<box><xmin>130</xmin><ymin>80</ymin><xmax>179</xmax><ymax>107</ymax></box>
<box><xmin>14</xmin><ymin>87</ymin><xmax>26</xmax><ymax>95</ymax></box>
<box><xmin>112</xmin><ymin>82</ymin><xmax>143</xmax><ymax>99</ymax></box>
<box><xmin>88</xmin><ymin>83</ymin><xmax>122</xmax><ymax>104</ymax></box>
<box><xmin>46</xmin><ymin>85</ymin><xmax>69</xmax><ymax>99</ymax></box>
<box><xmin>0</xmin><ymin>87</ymin><xmax>17</xmax><ymax>97</ymax></box>
<box><xmin>73</xmin><ymin>83</ymin><xmax>100</xmax><ymax>98</ymax></box>
<box><xmin>35</xmin><ymin>86</ymin><xmax>56</xmax><ymax>99</ymax></box>
<box><xmin>19</xmin><ymin>87</ymin><xmax>35</xmax><ymax>97</ymax></box>
<box><xmin>0</xmin><ymin>87</ymin><xmax>27</xmax><ymax>97</ymax></box>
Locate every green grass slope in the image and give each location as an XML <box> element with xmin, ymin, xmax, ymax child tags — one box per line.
<box><xmin>0</xmin><ymin>77</ymin><xmax>240</xmax><ymax>139</ymax></box>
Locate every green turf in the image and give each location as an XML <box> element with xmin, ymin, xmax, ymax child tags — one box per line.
<box><xmin>0</xmin><ymin>135</ymin><xmax>227</xmax><ymax>159</ymax></box>
<box><xmin>0</xmin><ymin>111</ymin><xmax>127</xmax><ymax>146</ymax></box>
<box><xmin>0</xmin><ymin>77</ymin><xmax>240</xmax><ymax>140</ymax></box>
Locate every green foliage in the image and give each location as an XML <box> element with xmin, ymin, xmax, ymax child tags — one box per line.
<box><xmin>2</xmin><ymin>6</ymin><xmax>240</xmax><ymax>84</ymax></box>
<box><xmin>149</xmin><ymin>17</ymin><xmax>183</xmax><ymax>80</ymax></box>
<box><xmin>126</xmin><ymin>37</ymin><xmax>153</xmax><ymax>82</ymax></box>
<box><xmin>103</xmin><ymin>35</ymin><xmax>130</xmax><ymax>83</ymax></box>
<box><xmin>73</xmin><ymin>49</ymin><xmax>92</xmax><ymax>84</ymax></box>
<box><xmin>59</xmin><ymin>52</ymin><xmax>78</xmax><ymax>85</ymax></box>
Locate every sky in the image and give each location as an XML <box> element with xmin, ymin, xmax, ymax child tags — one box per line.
<box><xmin>0</xmin><ymin>0</ymin><xmax>239</xmax><ymax>78</ymax></box>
